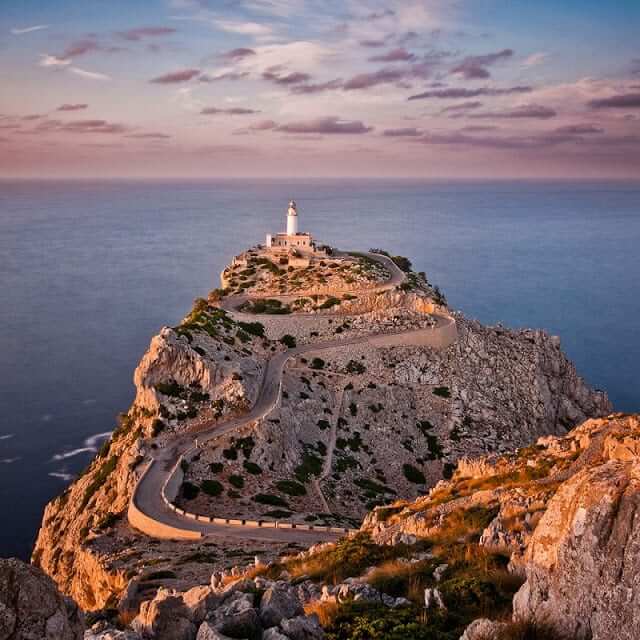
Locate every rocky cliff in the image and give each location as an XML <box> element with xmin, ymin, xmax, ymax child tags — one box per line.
<box><xmin>31</xmin><ymin>248</ymin><xmax>611</xmax><ymax>621</ymax></box>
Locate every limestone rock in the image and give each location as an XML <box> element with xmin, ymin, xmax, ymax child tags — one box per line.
<box><xmin>131</xmin><ymin>588</ymin><xmax>196</xmax><ymax>640</ymax></box>
<box><xmin>459</xmin><ymin>618</ymin><xmax>508</xmax><ymax>640</ymax></box>
<box><xmin>212</xmin><ymin>592</ymin><xmax>261</xmax><ymax>639</ymax></box>
<box><xmin>513</xmin><ymin>458</ymin><xmax>640</xmax><ymax>640</ymax></box>
<box><xmin>0</xmin><ymin>558</ymin><xmax>84</xmax><ymax>640</ymax></box>
<box><xmin>279</xmin><ymin>614</ymin><xmax>324</xmax><ymax>640</ymax></box>
<box><xmin>194</xmin><ymin>623</ymin><xmax>232</xmax><ymax>640</ymax></box>
<box><xmin>259</xmin><ymin>585</ymin><xmax>303</xmax><ymax>628</ymax></box>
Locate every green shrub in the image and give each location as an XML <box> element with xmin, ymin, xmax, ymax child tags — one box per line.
<box><xmin>319</xmin><ymin>296</ymin><xmax>341</xmax><ymax>309</ymax></box>
<box><xmin>310</xmin><ymin>357</ymin><xmax>325</xmax><ymax>370</ymax></box>
<box><xmin>243</xmin><ymin>460</ymin><xmax>262</xmax><ymax>474</ymax></box>
<box><xmin>81</xmin><ymin>455</ymin><xmax>119</xmax><ymax>509</ymax></box>
<box><xmin>228</xmin><ymin>474</ymin><xmax>244</xmax><ymax>489</ymax></box>
<box><xmin>182</xmin><ymin>482</ymin><xmax>200</xmax><ymax>500</ymax></box>
<box><xmin>294</xmin><ymin>450</ymin><xmax>323</xmax><ymax>483</ymax></box>
<box><xmin>210</xmin><ymin>462</ymin><xmax>224</xmax><ymax>473</ymax></box>
<box><xmin>345</xmin><ymin>360</ymin><xmax>366</xmax><ymax>374</ymax></box>
<box><xmin>263</xmin><ymin>510</ymin><xmax>292</xmax><ymax>519</ymax></box>
<box><xmin>391</xmin><ymin>255</ymin><xmax>412</xmax><ymax>272</ymax></box>
<box><xmin>238</xmin><ymin>321</ymin><xmax>265</xmax><ymax>337</ymax></box>
<box><xmin>155</xmin><ymin>380</ymin><xmax>183</xmax><ymax>397</ymax></box>
<box><xmin>201</xmin><ymin>480</ymin><xmax>223</xmax><ymax>496</ymax></box>
<box><xmin>317</xmin><ymin>419</ymin><xmax>331</xmax><ymax>430</ymax></box>
<box><xmin>280</xmin><ymin>334</ymin><xmax>297</xmax><ymax>348</ymax></box>
<box><xmin>253</xmin><ymin>494</ymin><xmax>289</xmax><ymax>508</ymax></box>
<box><xmin>403</xmin><ymin>464</ymin><xmax>426</xmax><ymax>484</ymax></box>
<box><xmin>145</xmin><ymin>569</ymin><xmax>177</xmax><ymax>580</ymax></box>
<box><xmin>223</xmin><ymin>448</ymin><xmax>238</xmax><ymax>460</ymax></box>
<box><xmin>433</xmin><ymin>386</ymin><xmax>451</xmax><ymax>398</ymax></box>
<box><xmin>276</xmin><ymin>480</ymin><xmax>307</xmax><ymax>496</ymax></box>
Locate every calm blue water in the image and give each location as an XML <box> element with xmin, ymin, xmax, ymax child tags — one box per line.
<box><xmin>1</xmin><ymin>179</ymin><xmax>639</xmax><ymax>560</ymax></box>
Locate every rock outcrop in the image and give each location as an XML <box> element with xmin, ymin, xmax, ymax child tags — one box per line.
<box><xmin>513</xmin><ymin>415</ymin><xmax>640</xmax><ymax>639</ymax></box>
<box><xmin>0</xmin><ymin>558</ymin><xmax>84</xmax><ymax>640</ymax></box>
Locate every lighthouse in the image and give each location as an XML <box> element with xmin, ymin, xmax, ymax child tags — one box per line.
<box><xmin>287</xmin><ymin>200</ymin><xmax>298</xmax><ymax>236</ymax></box>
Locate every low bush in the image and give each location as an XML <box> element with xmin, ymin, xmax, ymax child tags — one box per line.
<box><xmin>345</xmin><ymin>360</ymin><xmax>366</xmax><ymax>374</ymax></box>
<box><xmin>253</xmin><ymin>493</ymin><xmax>289</xmax><ymax>508</ymax></box>
<box><xmin>402</xmin><ymin>464</ymin><xmax>426</xmax><ymax>484</ymax></box>
<box><xmin>310</xmin><ymin>357</ymin><xmax>326</xmax><ymax>370</ymax></box>
<box><xmin>201</xmin><ymin>480</ymin><xmax>223</xmax><ymax>496</ymax></box>
<box><xmin>210</xmin><ymin>462</ymin><xmax>224</xmax><ymax>473</ymax></box>
<box><xmin>182</xmin><ymin>482</ymin><xmax>200</xmax><ymax>500</ymax></box>
<box><xmin>243</xmin><ymin>460</ymin><xmax>263</xmax><ymax>474</ymax></box>
<box><xmin>228</xmin><ymin>474</ymin><xmax>244</xmax><ymax>489</ymax></box>
<box><xmin>276</xmin><ymin>479</ymin><xmax>307</xmax><ymax>496</ymax></box>
<box><xmin>433</xmin><ymin>386</ymin><xmax>451</xmax><ymax>398</ymax></box>
<box><xmin>280</xmin><ymin>334</ymin><xmax>297</xmax><ymax>348</ymax></box>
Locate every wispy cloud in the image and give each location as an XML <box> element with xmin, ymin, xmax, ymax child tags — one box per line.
<box><xmin>588</xmin><ymin>92</ymin><xmax>640</xmax><ymax>109</ymax></box>
<box><xmin>151</xmin><ymin>68</ymin><xmax>200</xmax><ymax>83</ymax></box>
<box><xmin>69</xmin><ymin>67</ymin><xmax>111</xmax><ymax>81</ymax></box>
<box><xmin>278</xmin><ymin>116</ymin><xmax>373</xmax><ymax>135</ymax></box>
<box><xmin>116</xmin><ymin>26</ymin><xmax>177</xmax><ymax>41</ymax></box>
<box><xmin>201</xmin><ymin>106</ymin><xmax>260</xmax><ymax>115</ymax></box>
<box><xmin>451</xmin><ymin>49</ymin><xmax>514</xmax><ymax>79</ymax></box>
<box><xmin>11</xmin><ymin>25</ymin><xmax>49</xmax><ymax>35</ymax></box>
<box><xmin>409</xmin><ymin>86</ymin><xmax>532</xmax><ymax>100</ymax></box>
<box><xmin>57</xmin><ymin>104</ymin><xmax>89</xmax><ymax>112</ymax></box>
<box><xmin>39</xmin><ymin>54</ymin><xmax>71</xmax><ymax>68</ymax></box>
<box><xmin>522</xmin><ymin>52</ymin><xmax>549</xmax><ymax>67</ymax></box>
<box><xmin>468</xmin><ymin>104</ymin><xmax>557</xmax><ymax>119</ymax></box>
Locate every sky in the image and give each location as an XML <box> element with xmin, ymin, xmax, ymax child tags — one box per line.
<box><xmin>1</xmin><ymin>0</ymin><xmax>639</xmax><ymax>178</ymax></box>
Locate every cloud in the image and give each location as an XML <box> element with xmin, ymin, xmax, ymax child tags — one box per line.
<box><xmin>57</xmin><ymin>104</ymin><xmax>88</xmax><ymax>112</ymax></box>
<box><xmin>554</xmin><ymin>124</ymin><xmax>603</xmax><ymax>134</ymax></box>
<box><xmin>343</xmin><ymin>68</ymin><xmax>407</xmax><ymax>90</ymax></box>
<box><xmin>62</xmin><ymin>39</ymin><xmax>101</xmax><ymax>59</ymax></box>
<box><xmin>408</xmin><ymin>85</ymin><xmax>532</xmax><ymax>100</ymax></box>
<box><xmin>290</xmin><ymin>79</ymin><xmax>343</xmax><ymax>94</ymax></box>
<box><xmin>11</xmin><ymin>25</ymin><xmax>49</xmax><ymax>35</ymax></box>
<box><xmin>39</xmin><ymin>55</ymin><xmax>72</xmax><ymax>67</ymax></box>
<box><xmin>69</xmin><ymin>67</ymin><xmax>111</xmax><ymax>81</ymax></box>
<box><xmin>214</xmin><ymin>19</ymin><xmax>273</xmax><ymax>37</ymax></box>
<box><xmin>383</xmin><ymin>127</ymin><xmax>422</xmax><ymax>137</ymax></box>
<box><xmin>588</xmin><ymin>93</ymin><xmax>640</xmax><ymax>109</ymax></box>
<box><xmin>278</xmin><ymin>116</ymin><xmax>372</xmax><ymax>134</ymax></box>
<box><xmin>470</xmin><ymin>104</ymin><xmax>557</xmax><ymax>119</ymax></box>
<box><xmin>27</xmin><ymin>118</ymin><xmax>128</xmax><ymax>134</ymax></box>
<box><xmin>369</xmin><ymin>48</ymin><xmax>416</xmax><ymax>63</ymax></box>
<box><xmin>220</xmin><ymin>47</ymin><xmax>256</xmax><ymax>61</ymax></box>
<box><xmin>126</xmin><ymin>132</ymin><xmax>172</xmax><ymax>139</ymax></box>
<box><xmin>441</xmin><ymin>101</ymin><xmax>483</xmax><ymax>113</ymax></box>
<box><xmin>201</xmin><ymin>107</ymin><xmax>260</xmax><ymax>115</ymax></box>
<box><xmin>200</xmin><ymin>71</ymin><xmax>249</xmax><ymax>82</ymax></box>
<box><xmin>262</xmin><ymin>67</ymin><xmax>311</xmax><ymax>85</ymax></box>
<box><xmin>151</xmin><ymin>68</ymin><xmax>200</xmax><ymax>83</ymax></box>
<box><xmin>451</xmin><ymin>49</ymin><xmax>513</xmax><ymax>79</ymax></box>
<box><xmin>249</xmin><ymin>119</ymin><xmax>278</xmax><ymax>130</ymax></box>
<box><xmin>117</xmin><ymin>27</ymin><xmax>177</xmax><ymax>41</ymax></box>
<box><xmin>522</xmin><ymin>52</ymin><xmax>548</xmax><ymax>67</ymax></box>
<box><xmin>360</xmin><ymin>39</ymin><xmax>387</xmax><ymax>48</ymax></box>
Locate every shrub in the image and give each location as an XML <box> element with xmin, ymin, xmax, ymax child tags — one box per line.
<box><xmin>201</xmin><ymin>480</ymin><xmax>223</xmax><ymax>496</ymax></box>
<box><xmin>310</xmin><ymin>357</ymin><xmax>325</xmax><ymax>370</ymax></box>
<box><xmin>243</xmin><ymin>460</ymin><xmax>262</xmax><ymax>474</ymax></box>
<box><xmin>280</xmin><ymin>334</ymin><xmax>297</xmax><ymax>348</ymax></box>
<box><xmin>317</xmin><ymin>419</ymin><xmax>331</xmax><ymax>430</ymax></box>
<box><xmin>182</xmin><ymin>482</ymin><xmax>200</xmax><ymax>500</ymax></box>
<box><xmin>238</xmin><ymin>321</ymin><xmax>265</xmax><ymax>337</ymax></box>
<box><xmin>263</xmin><ymin>510</ymin><xmax>292</xmax><ymax>519</ymax></box>
<box><xmin>345</xmin><ymin>360</ymin><xmax>366</xmax><ymax>374</ymax></box>
<box><xmin>145</xmin><ymin>569</ymin><xmax>177</xmax><ymax>580</ymax></box>
<box><xmin>276</xmin><ymin>480</ymin><xmax>307</xmax><ymax>496</ymax></box>
<box><xmin>349</xmin><ymin>402</ymin><xmax>358</xmax><ymax>416</ymax></box>
<box><xmin>433</xmin><ymin>386</ymin><xmax>451</xmax><ymax>398</ymax></box>
<box><xmin>222</xmin><ymin>448</ymin><xmax>238</xmax><ymax>460</ymax></box>
<box><xmin>294</xmin><ymin>450</ymin><xmax>323</xmax><ymax>483</ymax></box>
<box><xmin>155</xmin><ymin>380</ymin><xmax>183</xmax><ymax>397</ymax></box>
<box><xmin>253</xmin><ymin>494</ymin><xmax>289</xmax><ymax>508</ymax></box>
<box><xmin>403</xmin><ymin>464</ymin><xmax>426</xmax><ymax>484</ymax></box>
<box><xmin>210</xmin><ymin>462</ymin><xmax>224</xmax><ymax>473</ymax></box>
<box><xmin>391</xmin><ymin>255</ymin><xmax>412</xmax><ymax>272</ymax></box>
<box><xmin>319</xmin><ymin>296</ymin><xmax>341</xmax><ymax>309</ymax></box>
<box><xmin>228</xmin><ymin>475</ymin><xmax>244</xmax><ymax>489</ymax></box>
<box><xmin>81</xmin><ymin>455</ymin><xmax>119</xmax><ymax>509</ymax></box>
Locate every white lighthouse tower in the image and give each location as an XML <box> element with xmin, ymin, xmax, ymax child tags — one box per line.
<box><xmin>287</xmin><ymin>200</ymin><xmax>298</xmax><ymax>236</ymax></box>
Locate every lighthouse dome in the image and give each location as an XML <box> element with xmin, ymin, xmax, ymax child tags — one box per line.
<box><xmin>288</xmin><ymin>200</ymin><xmax>297</xmax><ymax>212</ymax></box>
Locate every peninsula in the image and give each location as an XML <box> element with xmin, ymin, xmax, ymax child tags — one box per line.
<box><xmin>21</xmin><ymin>201</ymin><xmax>635</xmax><ymax>640</ymax></box>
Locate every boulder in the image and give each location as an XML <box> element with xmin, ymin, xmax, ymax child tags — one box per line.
<box><xmin>513</xmin><ymin>460</ymin><xmax>640</xmax><ymax>640</ymax></box>
<box><xmin>459</xmin><ymin>618</ymin><xmax>508</xmax><ymax>640</ymax></box>
<box><xmin>0</xmin><ymin>558</ymin><xmax>84</xmax><ymax>640</ymax></box>
<box><xmin>279</xmin><ymin>615</ymin><xmax>324</xmax><ymax>640</ymax></box>
<box><xmin>182</xmin><ymin>586</ymin><xmax>220</xmax><ymax>624</ymax></box>
<box><xmin>194</xmin><ymin>623</ymin><xmax>233</xmax><ymax>640</ymax></box>
<box><xmin>262</xmin><ymin>629</ymin><xmax>289</xmax><ymax>640</ymax></box>
<box><xmin>212</xmin><ymin>592</ymin><xmax>261</xmax><ymax>639</ymax></box>
<box><xmin>259</xmin><ymin>586</ymin><xmax>303</xmax><ymax>628</ymax></box>
<box><xmin>131</xmin><ymin>588</ymin><xmax>196</xmax><ymax>640</ymax></box>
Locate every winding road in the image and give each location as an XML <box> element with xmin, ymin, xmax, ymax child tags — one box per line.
<box><xmin>128</xmin><ymin>253</ymin><xmax>457</xmax><ymax>543</ymax></box>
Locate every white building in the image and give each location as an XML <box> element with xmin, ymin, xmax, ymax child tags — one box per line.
<box><xmin>266</xmin><ymin>200</ymin><xmax>321</xmax><ymax>254</ymax></box>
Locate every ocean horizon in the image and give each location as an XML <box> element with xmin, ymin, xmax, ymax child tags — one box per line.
<box><xmin>1</xmin><ymin>178</ymin><xmax>639</xmax><ymax>560</ymax></box>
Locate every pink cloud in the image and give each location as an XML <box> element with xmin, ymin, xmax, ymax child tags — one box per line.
<box><xmin>278</xmin><ymin>116</ymin><xmax>372</xmax><ymax>134</ymax></box>
<box><xmin>57</xmin><ymin>104</ymin><xmax>88</xmax><ymax>112</ymax></box>
<box><xmin>150</xmin><ymin>69</ymin><xmax>200</xmax><ymax>84</ymax></box>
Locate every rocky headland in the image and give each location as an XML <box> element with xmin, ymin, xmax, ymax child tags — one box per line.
<box><xmin>21</xmin><ymin>244</ymin><xmax>631</xmax><ymax>640</ymax></box>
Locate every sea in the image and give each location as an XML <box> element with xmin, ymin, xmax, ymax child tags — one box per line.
<box><xmin>1</xmin><ymin>179</ymin><xmax>639</xmax><ymax>560</ymax></box>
